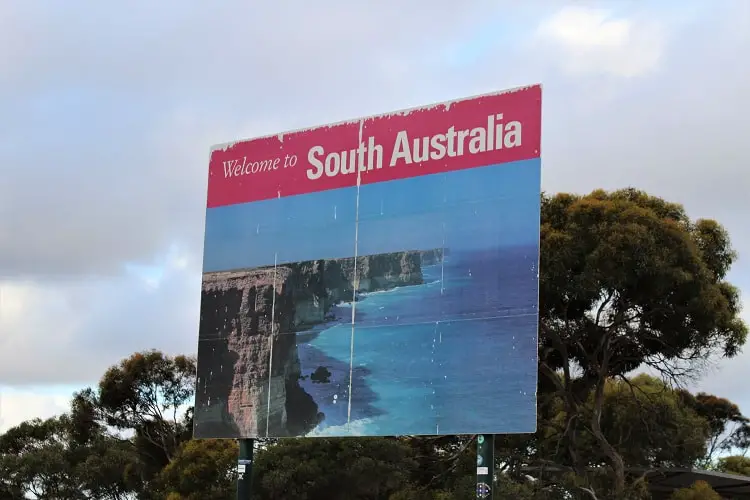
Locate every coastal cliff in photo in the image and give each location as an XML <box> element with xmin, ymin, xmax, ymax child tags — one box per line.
<box><xmin>193</xmin><ymin>248</ymin><xmax>447</xmax><ymax>438</ymax></box>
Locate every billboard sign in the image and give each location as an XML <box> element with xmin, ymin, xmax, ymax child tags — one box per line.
<box><xmin>194</xmin><ymin>84</ymin><xmax>542</xmax><ymax>439</ymax></box>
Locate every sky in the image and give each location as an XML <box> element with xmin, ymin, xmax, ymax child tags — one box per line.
<box><xmin>203</xmin><ymin>159</ymin><xmax>540</xmax><ymax>270</ymax></box>
<box><xmin>1</xmin><ymin>0</ymin><xmax>749</xmax><ymax>432</ymax></box>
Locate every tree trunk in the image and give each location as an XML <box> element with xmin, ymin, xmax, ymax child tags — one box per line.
<box><xmin>591</xmin><ymin>372</ymin><xmax>627</xmax><ymax>496</ymax></box>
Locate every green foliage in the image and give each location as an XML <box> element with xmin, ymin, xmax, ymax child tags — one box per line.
<box><xmin>597</xmin><ymin>375</ymin><xmax>710</xmax><ymax>468</ymax></box>
<box><xmin>537</xmin><ymin>188</ymin><xmax>747</xmax><ymax>496</ymax></box>
<box><xmin>0</xmin><ymin>350</ymin><xmax>199</xmax><ymax>499</ymax></box>
<box><xmin>494</xmin><ymin>474</ymin><xmax>565</xmax><ymax>499</ymax></box>
<box><xmin>0</xmin><ymin>415</ymin><xmax>134</xmax><ymax>499</ymax></box>
<box><xmin>75</xmin><ymin>435</ymin><xmax>140</xmax><ymax>498</ymax></box>
<box><xmin>252</xmin><ymin>437</ymin><xmax>416</xmax><ymax>499</ymax></box>
<box><xmin>679</xmin><ymin>390</ymin><xmax>750</xmax><ymax>464</ymax></box>
<box><xmin>669</xmin><ymin>480</ymin><xmax>721</xmax><ymax>500</ymax></box>
<box><xmin>96</xmin><ymin>349</ymin><xmax>195</xmax><ymax>458</ymax></box>
<box><xmin>77</xmin><ymin>350</ymin><xmax>196</xmax><ymax>496</ymax></box>
<box><xmin>0</xmin><ymin>417</ymin><xmax>80</xmax><ymax>499</ymax></box>
<box><xmin>530</xmin><ymin>373</ymin><xmax>712</xmax><ymax>486</ymax></box>
<box><xmin>716</xmin><ymin>455</ymin><xmax>750</xmax><ymax>476</ymax></box>
<box><xmin>400</xmin><ymin>435</ymin><xmax>475</xmax><ymax>491</ymax></box>
<box><xmin>156</xmin><ymin>438</ymin><xmax>238</xmax><ymax>499</ymax></box>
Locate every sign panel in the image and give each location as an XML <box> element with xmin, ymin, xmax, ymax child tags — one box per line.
<box><xmin>194</xmin><ymin>84</ymin><xmax>542</xmax><ymax>439</ymax></box>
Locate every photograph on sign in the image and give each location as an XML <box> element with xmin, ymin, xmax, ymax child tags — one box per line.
<box><xmin>194</xmin><ymin>84</ymin><xmax>542</xmax><ymax>439</ymax></box>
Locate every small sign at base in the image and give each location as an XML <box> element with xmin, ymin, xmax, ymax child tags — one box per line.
<box><xmin>476</xmin><ymin>482</ymin><xmax>491</xmax><ymax>498</ymax></box>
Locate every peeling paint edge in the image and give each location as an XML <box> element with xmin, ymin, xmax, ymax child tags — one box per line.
<box><xmin>209</xmin><ymin>83</ymin><xmax>542</xmax><ymax>154</ymax></box>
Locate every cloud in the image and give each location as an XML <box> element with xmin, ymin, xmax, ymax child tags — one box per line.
<box><xmin>0</xmin><ymin>248</ymin><xmax>200</xmax><ymax>386</ymax></box>
<box><xmin>691</xmin><ymin>303</ymin><xmax>750</xmax><ymax>416</ymax></box>
<box><xmin>0</xmin><ymin>386</ymin><xmax>73</xmax><ymax>433</ymax></box>
<box><xmin>534</xmin><ymin>5</ymin><xmax>667</xmax><ymax>78</ymax></box>
<box><xmin>523</xmin><ymin>2</ymin><xmax>750</xmax><ymax>251</ymax></box>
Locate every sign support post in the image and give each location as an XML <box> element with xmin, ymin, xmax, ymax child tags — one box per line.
<box><xmin>476</xmin><ymin>434</ymin><xmax>494</xmax><ymax>499</ymax></box>
<box><xmin>237</xmin><ymin>438</ymin><xmax>254</xmax><ymax>499</ymax></box>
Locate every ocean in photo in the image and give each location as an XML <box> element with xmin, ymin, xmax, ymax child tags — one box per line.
<box><xmin>295</xmin><ymin>244</ymin><xmax>539</xmax><ymax>437</ymax></box>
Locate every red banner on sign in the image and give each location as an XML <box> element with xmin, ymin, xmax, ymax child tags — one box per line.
<box><xmin>207</xmin><ymin>84</ymin><xmax>541</xmax><ymax>208</ymax></box>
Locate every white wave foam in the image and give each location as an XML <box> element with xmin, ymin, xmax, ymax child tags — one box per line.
<box><xmin>334</xmin><ymin>280</ymin><xmax>439</xmax><ymax>309</ymax></box>
<box><xmin>360</xmin><ymin>280</ymin><xmax>437</xmax><ymax>297</ymax></box>
<box><xmin>305</xmin><ymin>418</ymin><xmax>375</xmax><ymax>437</ymax></box>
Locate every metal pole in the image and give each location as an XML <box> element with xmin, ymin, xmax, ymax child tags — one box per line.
<box><xmin>476</xmin><ymin>434</ymin><xmax>494</xmax><ymax>499</ymax></box>
<box><xmin>237</xmin><ymin>439</ymin><xmax>254</xmax><ymax>499</ymax></box>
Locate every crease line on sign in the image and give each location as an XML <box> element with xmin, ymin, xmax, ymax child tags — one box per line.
<box><xmin>440</xmin><ymin>176</ymin><xmax>447</xmax><ymax>297</ymax></box>
<box><xmin>265</xmin><ymin>251</ymin><xmax>278</xmax><ymax>437</ymax></box>
<box><xmin>441</xmin><ymin>222</ymin><xmax>446</xmax><ymax>296</ymax></box>
<box><xmin>346</xmin><ymin>119</ymin><xmax>365</xmax><ymax>430</ymax></box>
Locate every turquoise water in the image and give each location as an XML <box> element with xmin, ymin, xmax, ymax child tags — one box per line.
<box><xmin>296</xmin><ymin>245</ymin><xmax>538</xmax><ymax>437</ymax></box>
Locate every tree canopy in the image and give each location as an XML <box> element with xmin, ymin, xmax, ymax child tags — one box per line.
<box><xmin>537</xmin><ymin>188</ymin><xmax>747</xmax><ymax>496</ymax></box>
<box><xmin>1</xmin><ymin>188</ymin><xmax>747</xmax><ymax>499</ymax></box>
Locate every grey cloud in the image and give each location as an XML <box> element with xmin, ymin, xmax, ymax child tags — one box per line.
<box><xmin>0</xmin><ymin>252</ymin><xmax>201</xmax><ymax>385</ymax></box>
